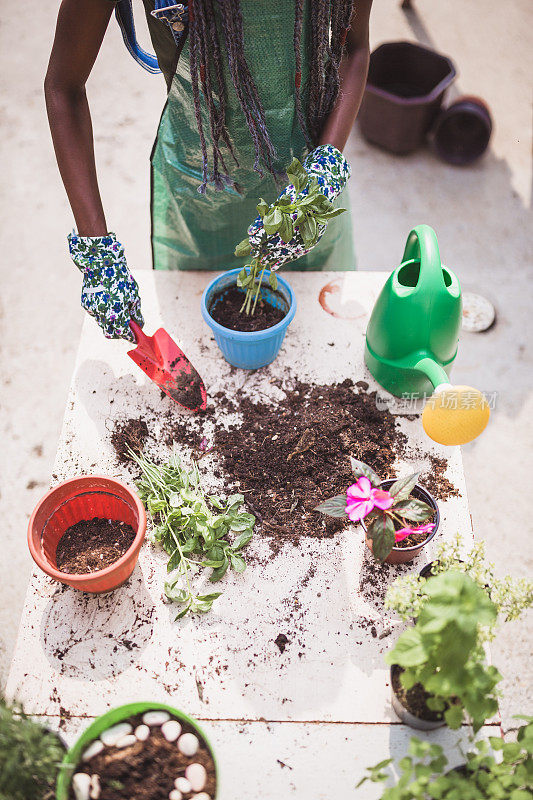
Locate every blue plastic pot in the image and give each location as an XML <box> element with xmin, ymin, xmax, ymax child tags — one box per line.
<box><xmin>201</xmin><ymin>268</ymin><xmax>297</xmax><ymax>369</ymax></box>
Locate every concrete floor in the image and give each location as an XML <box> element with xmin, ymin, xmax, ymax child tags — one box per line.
<box><xmin>1</xmin><ymin>0</ymin><xmax>531</xmax><ymax>729</ymax></box>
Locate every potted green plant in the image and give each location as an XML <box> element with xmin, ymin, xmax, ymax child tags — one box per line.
<box><xmin>385</xmin><ymin>533</ymin><xmax>533</xmax><ymax>630</ymax></box>
<box><xmin>0</xmin><ymin>694</ymin><xmax>65</xmax><ymax>800</ymax></box>
<box><xmin>386</xmin><ymin>571</ymin><xmax>501</xmax><ymax>731</ymax></box>
<box><xmin>201</xmin><ymin>155</ymin><xmax>346</xmax><ymax>369</ymax></box>
<box><xmin>56</xmin><ymin>702</ymin><xmax>218</xmax><ymax>800</ymax></box>
<box><xmin>357</xmin><ymin>717</ymin><xmax>532</xmax><ymax>798</ymax></box>
<box><xmin>315</xmin><ymin>458</ymin><xmax>438</xmax><ymax>564</ymax></box>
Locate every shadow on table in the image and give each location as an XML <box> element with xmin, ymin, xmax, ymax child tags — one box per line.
<box><xmin>40</xmin><ymin>564</ymin><xmax>155</xmax><ymax>681</ymax></box>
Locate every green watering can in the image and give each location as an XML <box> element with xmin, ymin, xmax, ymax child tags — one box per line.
<box><xmin>365</xmin><ymin>225</ymin><xmax>490</xmax><ymax>446</ymax></box>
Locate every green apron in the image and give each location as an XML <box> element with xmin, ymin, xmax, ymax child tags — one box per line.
<box><xmin>149</xmin><ymin>0</ymin><xmax>355</xmax><ymax>271</ymax></box>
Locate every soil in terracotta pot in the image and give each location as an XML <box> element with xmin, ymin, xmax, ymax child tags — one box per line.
<box><xmin>69</xmin><ymin>714</ymin><xmax>216</xmax><ymax>800</ymax></box>
<box><xmin>391</xmin><ymin>487</ymin><xmax>437</xmax><ymax>549</ymax></box>
<box><xmin>55</xmin><ymin>518</ymin><xmax>136</xmax><ymax>574</ymax></box>
<box><xmin>392</xmin><ymin>665</ymin><xmax>446</xmax><ymax>723</ymax></box>
<box><xmin>209</xmin><ymin>286</ymin><xmax>286</xmax><ymax>332</ymax></box>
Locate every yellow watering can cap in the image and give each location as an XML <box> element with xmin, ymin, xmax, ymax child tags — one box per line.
<box><xmin>422</xmin><ymin>385</ymin><xmax>490</xmax><ymax>446</ymax></box>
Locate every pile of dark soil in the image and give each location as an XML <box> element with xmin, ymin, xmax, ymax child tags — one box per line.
<box><xmin>70</xmin><ymin>715</ymin><xmax>216</xmax><ymax>800</ymax></box>
<box><xmin>111</xmin><ymin>418</ymin><xmax>149</xmax><ymax>465</ymax></box>
<box><xmin>55</xmin><ymin>518</ymin><xmax>136</xmax><ymax>574</ymax></box>
<box><xmin>213</xmin><ymin>379</ymin><xmax>407</xmax><ymax>547</ymax></box>
<box><xmin>210</xmin><ymin>286</ymin><xmax>286</xmax><ymax>332</ymax></box>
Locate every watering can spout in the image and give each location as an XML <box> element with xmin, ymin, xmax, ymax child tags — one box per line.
<box><xmin>365</xmin><ymin>225</ymin><xmax>490</xmax><ymax>445</ymax></box>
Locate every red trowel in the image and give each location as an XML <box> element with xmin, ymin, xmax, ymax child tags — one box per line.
<box><xmin>128</xmin><ymin>320</ymin><xmax>207</xmax><ymax>412</ymax></box>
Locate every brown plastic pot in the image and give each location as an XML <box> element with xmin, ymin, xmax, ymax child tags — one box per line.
<box><xmin>359</xmin><ymin>41</ymin><xmax>456</xmax><ymax>154</ymax></box>
<box><xmin>28</xmin><ymin>476</ymin><xmax>146</xmax><ymax>593</ymax></box>
<box><xmin>362</xmin><ymin>479</ymin><xmax>440</xmax><ymax>565</ymax></box>
<box><xmin>432</xmin><ymin>95</ymin><xmax>492</xmax><ymax>166</ymax></box>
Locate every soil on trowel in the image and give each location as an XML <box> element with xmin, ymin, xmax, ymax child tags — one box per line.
<box><xmin>164</xmin><ymin>362</ymin><xmax>205</xmax><ymax>411</ymax></box>
<box><xmin>111</xmin><ymin>418</ymin><xmax>149</xmax><ymax>465</ymax></box>
<box><xmin>55</xmin><ymin>517</ymin><xmax>136</xmax><ymax>574</ymax></box>
<box><xmin>69</xmin><ymin>714</ymin><xmax>216</xmax><ymax>800</ymax></box>
<box><xmin>392</xmin><ymin>665</ymin><xmax>448</xmax><ymax>723</ymax></box>
<box><xmin>210</xmin><ymin>286</ymin><xmax>286</xmax><ymax>332</ymax></box>
<box><xmin>212</xmin><ymin>379</ymin><xmax>407</xmax><ymax>550</ymax></box>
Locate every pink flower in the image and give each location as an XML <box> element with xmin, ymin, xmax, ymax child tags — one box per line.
<box><xmin>345</xmin><ymin>476</ymin><xmax>393</xmax><ymax>522</ymax></box>
<box><xmin>394</xmin><ymin>522</ymin><xmax>434</xmax><ymax>543</ymax></box>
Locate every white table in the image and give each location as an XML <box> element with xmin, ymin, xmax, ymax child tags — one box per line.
<box><xmin>7</xmin><ymin>272</ymin><xmax>496</xmax><ymax>798</ymax></box>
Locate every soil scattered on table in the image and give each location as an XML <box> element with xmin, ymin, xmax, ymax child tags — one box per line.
<box><xmin>274</xmin><ymin>633</ymin><xmax>290</xmax><ymax>654</ymax></box>
<box><xmin>70</xmin><ymin>714</ymin><xmax>216</xmax><ymax>800</ymax></box>
<box><xmin>212</xmin><ymin>379</ymin><xmax>407</xmax><ymax>550</ymax></box>
<box><xmin>392</xmin><ymin>664</ymin><xmax>448</xmax><ymax>723</ymax></box>
<box><xmin>55</xmin><ymin>517</ymin><xmax>136</xmax><ymax>574</ymax></box>
<box><xmin>421</xmin><ymin>455</ymin><xmax>459</xmax><ymax>500</ymax></box>
<box><xmin>111</xmin><ymin>418</ymin><xmax>149</xmax><ymax>465</ymax></box>
<box><xmin>210</xmin><ymin>286</ymin><xmax>286</xmax><ymax>332</ymax></box>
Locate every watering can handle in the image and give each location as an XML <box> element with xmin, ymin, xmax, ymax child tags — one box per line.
<box><xmin>401</xmin><ymin>224</ymin><xmax>447</xmax><ymax>294</ymax></box>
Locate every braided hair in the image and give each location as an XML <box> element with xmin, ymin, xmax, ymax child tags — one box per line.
<box><xmin>188</xmin><ymin>0</ymin><xmax>355</xmax><ymax>192</ymax></box>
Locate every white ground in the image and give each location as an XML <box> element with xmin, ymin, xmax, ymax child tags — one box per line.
<box><xmin>1</xmin><ymin>0</ymin><xmax>531</xmax><ymax>730</ymax></box>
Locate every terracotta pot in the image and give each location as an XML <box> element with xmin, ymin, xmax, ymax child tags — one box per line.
<box><xmin>56</xmin><ymin>702</ymin><xmax>218</xmax><ymax>800</ymax></box>
<box><xmin>28</xmin><ymin>476</ymin><xmax>146</xmax><ymax>593</ymax></box>
<box><xmin>362</xmin><ymin>479</ymin><xmax>440</xmax><ymax>564</ymax></box>
<box><xmin>390</xmin><ymin>664</ymin><xmax>446</xmax><ymax>731</ymax></box>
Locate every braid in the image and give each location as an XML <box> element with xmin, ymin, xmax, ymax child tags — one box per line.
<box><xmin>185</xmin><ymin>0</ymin><xmax>354</xmax><ymax>191</ymax></box>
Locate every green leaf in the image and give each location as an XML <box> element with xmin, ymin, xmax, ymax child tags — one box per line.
<box><xmin>237</xmin><ymin>268</ymin><xmax>252</xmax><ymax>289</ymax></box>
<box><xmin>256</xmin><ymin>198</ymin><xmax>269</xmax><ymax>218</ymax></box>
<box><xmin>394</xmin><ymin>497</ymin><xmax>434</xmax><ymax>522</ymax></box>
<box><xmin>314</xmin><ymin>494</ymin><xmax>347</xmax><ymax>518</ymax></box>
<box><xmin>210</xmin><ymin>558</ymin><xmax>230</xmax><ymax>582</ymax></box>
<box><xmin>299</xmin><ymin>215</ymin><xmax>317</xmax><ymax>247</ymax></box>
<box><xmin>366</xmin><ymin>515</ymin><xmax>396</xmax><ymax>563</ymax></box>
<box><xmin>444</xmin><ymin>704</ymin><xmax>464</xmax><ymax>729</ymax></box>
<box><xmin>389</xmin><ymin>472</ymin><xmax>420</xmax><ymax>502</ymax></box>
<box><xmin>234</xmin><ymin>238</ymin><xmax>252</xmax><ymax>258</ymax></box>
<box><xmin>230</xmin><ymin>553</ymin><xmax>247</xmax><ymax>573</ymax></box>
<box><xmin>231</xmin><ymin>530</ymin><xmax>253</xmax><ymax>551</ymax></box>
<box><xmin>286</xmin><ymin>157</ymin><xmax>308</xmax><ymax>193</ymax></box>
<box><xmin>197</xmin><ymin>592</ymin><xmax>223</xmax><ymax>602</ymax></box>
<box><xmin>175</xmin><ymin>603</ymin><xmax>191</xmax><ymax>620</ymax></box>
<box><xmin>278</xmin><ymin>214</ymin><xmax>294</xmax><ymax>243</ymax></box>
<box><xmin>209</xmin><ymin>495</ymin><xmax>225</xmax><ymax>509</ymax></box>
<box><xmin>350</xmin><ymin>457</ymin><xmax>381</xmax><ymax>487</ymax></box>
<box><xmin>263</xmin><ymin>207</ymin><xmax>283</xmax><ymax>235</ymax></box>
<box><xmin>386</xmin><ymin>628</ymin><xmax>426</xmax><ymax>667</ymax></box>
<box><xmin>268</xmin><ymin>272</ymin><xmax>278</xmax><ymax>290</ymax></box>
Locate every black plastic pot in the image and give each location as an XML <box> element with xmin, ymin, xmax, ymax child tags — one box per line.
<box><xmin>362</xmin><ymin>479</ymin><xmax>440</xmax><ymax>564</ymax></box>
<box><xmin>432</xmin><ymin>96</ymin><xmax>492</xmax><ymax>165</ymax></box>
<box><xmin>390</xmin><ymin>664</ymin><xmax>446</xmax><ymax>731</ymax></box>
<box><xmin>359</xmin><ymin>41</ymin><xmax>456</xmax><ymax>154</ymax></box>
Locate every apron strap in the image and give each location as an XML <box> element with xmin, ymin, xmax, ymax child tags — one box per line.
<box><xmin>115</xmin><ymin>0</ymin><xmax>161</xmax><ymax>73</ymax></box>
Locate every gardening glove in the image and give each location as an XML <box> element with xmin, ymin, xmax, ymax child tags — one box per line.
<box><xmin>246</xmin><ymin>144</ymin><xmax>351</xmax><ymax>269</ymax></box>
<box><xmin>68</xmin><ymin>232</ymin><xmax>144</xmax><ymax>343</ymax></box>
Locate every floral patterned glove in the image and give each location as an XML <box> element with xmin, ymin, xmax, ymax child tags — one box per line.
<box><xmin>247</xmin><ymin>144</ymin><xmax>351</xmax><ymax>269</ymax></box>
<box><xmin>68</xmin><ymin>232</ymin><xmax>144</xmax><ymax>343</ymax></box>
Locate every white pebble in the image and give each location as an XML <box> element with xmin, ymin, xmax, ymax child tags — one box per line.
<box><xmin>191</xmin><ymin>794</ymin><xmax>211</xmax><ymax>800</ymax></box>
<box><xmin>169</xmin><ymin>791</ymin><xmax>182</xmax><ymax>800</ymax></box>
<box><xmin>186</xmin><ymin>763</ymin><xmax>207</xmax><ymax>792</ymax></box>
<box><xmin>115</xmin><ymin>734</ymin><xmax>137</xmax><ymax>749</ymax></box>
<box><xmin>142</xmin><ymin>710</ymin><xmax>170</xmax><ymax>726</ymax></box>
<box><xmin>72</xmin><ymin>773</ymin><xmax>92</xmax><ymax>800</ymax></box>
<box><xmin>178</xmin><ymin>732</ymin><xmax>199</xmax><ymax>756</ymax></box>
<box><xmin>89</xmin><ymin>774</ymin><xmax>101</xmax><ymax>800</ymax></box>
<box><xmin>162</xmin><ymin>719</ymin><xmax>182</xmax><ymax>742</ymax></box>
<box><xmin>82</xmin><ymin>740</ymin><xmax>104</xmax><ymax>762</ymax></box>
<box><xmin>100</xmin><ymin>722</ymin><xmax>133</xmax><ymax>746</ymax></box>
<box><xmin>175</xmin><ymin>777</ymin><xmax>192</xmax><ymax>793</ymax></box>
<box><xmin>134</xmin><ymin>724</ymin><xmax>150</xmax><ymax>741</ymax></box>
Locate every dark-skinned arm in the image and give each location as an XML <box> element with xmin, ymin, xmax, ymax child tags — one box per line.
<box><xmin>44</xmin><ymin>0</ymin><xmax>114</xmax><ymax>235</ymax></box>
<box><xmin>319</xmin><ymin>0</ymin><xmax>372</xmax><ymax>151</ymax></box>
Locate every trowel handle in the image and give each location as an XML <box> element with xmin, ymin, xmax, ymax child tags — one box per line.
<box><xmin>401</xmin><ymin>224</ymin><xmax>447</xmax><ymax>294</ymax></box>
<box><xmin>129</xmin><ymin>319</ymin><xmax>149</xmax><ymax>346</ymax></box>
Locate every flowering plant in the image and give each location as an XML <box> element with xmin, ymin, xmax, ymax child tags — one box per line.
<box><xmin>315</xmin><ymin>459</ymin><xmax>435</xmax><ymax>562</ymax></box>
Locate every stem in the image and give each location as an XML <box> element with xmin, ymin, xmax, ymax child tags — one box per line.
<box><xmin>252</xmin><ymin>263</ymin><xmax>267</xmax><ymax>315</ymax></box>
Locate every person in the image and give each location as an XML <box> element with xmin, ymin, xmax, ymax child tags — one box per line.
<box><xmin>45</xmin><ymin>0</ymin><xmax>373</xmax><ymax>341</ymax></box>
